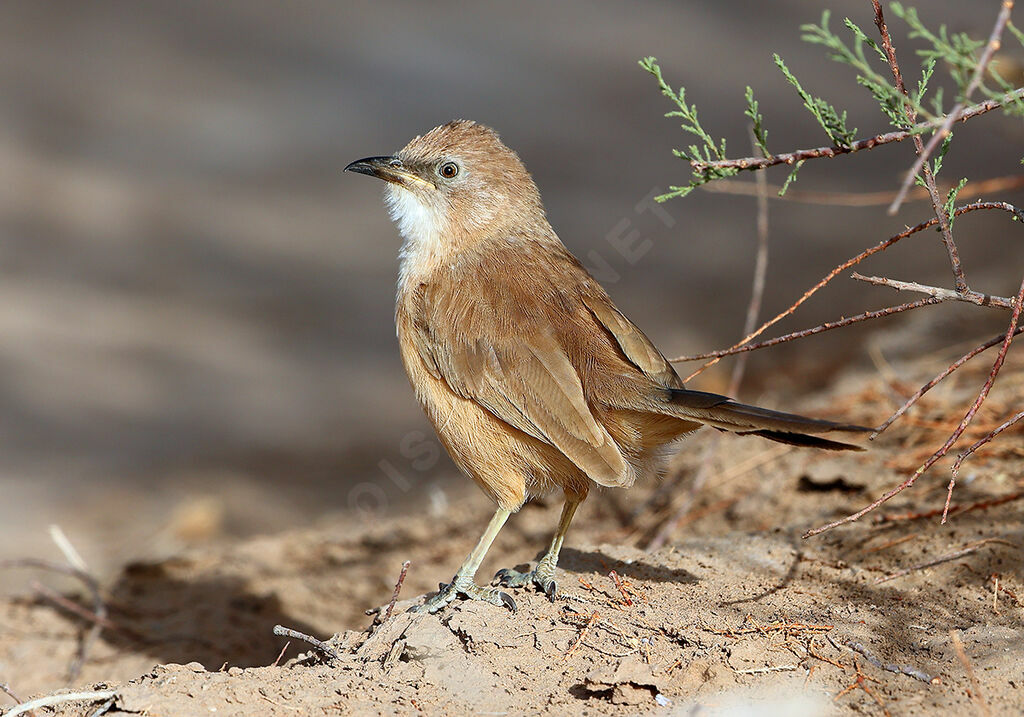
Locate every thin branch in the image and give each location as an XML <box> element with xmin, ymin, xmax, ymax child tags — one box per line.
<box><xmin>48</xmin><ymin>525</ymin><xmax>88</xmax><ymax>574</ymax></box>
<box><xmin>675</xmin><ymin>298</ymin><xmax>940</xmax><ymax>362</ymax></box>
<box><xmin>875</xmin><ymin>490</ymin><xmax>1024</xmax><ymax>524</ymax></box>
<box><xmin>0</xmin><ymin>684</ymin><xmax>24</xmax><ymax>706</ymax></box>
<box><xmin>1</xmin><ymin>690</ymin><xmax>118</xmax><ymax>717</ymax></box>
<box><xmin>644</xmin><ymin>135</ymin><xmax>772</xmax><ymax>553</ymax></box>
<box><xmin>734</xmin><ymin>665</ymin><xmax>800</xmax><ymax>675</ymax></box>
<box><xmin>0</xmin><ymin>556</ymin><xmax>108</xmax><ymax>681</ymax></box>
<box><xmin>805</xmin><ymin>273</ymin><xmax>1024</xmax><ymax>538</ymax></box>
<box><xmin>842</xmin><ymin>640</ymin><xmax>940</xmax><ymax>684</ymax></box>
<box><xmin>874</xmin><ymin>538</ymin><xmax>1017</xmax><ymax>584</ymax></box>
<box><xmin>29</xmin><ymin>581</ymin><xmax>138</xmax><ymax>641</ymax></box>
<box><xmin>950</xmin><ymin>630</ymin><xmax>994</xmax><ymax>717</ymax></box>
<box><xmin>944</xmin><ymin>410</ymin><xmax>1024</xmax><ymax>522</ymax></box>
<box><xmin>86</xmin><ymin>697</ymin><xmax>115</xmax><ymax>717</ymax></box>
<box><xmin>851</xmin><ymin>272</ymin><xmax>1016</xmax><ymax>309</ymax></box>
<box><xmin>689</xmin><ymin>89</ymin><xmax>1023</xmax><ymax>174</ymax></box>
<box><xmin>678</xmin><ymin>200</ymin><xmax>1020</xmax><ymax>380</ymax></box>
<box><xmin>272</xmin><ymin>624</ymin><xmax>345</xmax><ymax>663</ymax></box>
<box><xmin>873</xmin><ymin>327</ymin><xmax>1024</xmax><ymax>437</ymax></box>
<box><xmin>888</xmin><ymin>0</ymin><xmax>1016</xmax><ymax>215</ymax></box>
<box><xmin>729</xmin><ymin>133</ymin><xmax>772</xmax><ymax>391</ymax></box>
<box><xmin>951</xmin><ymin>411</ymin><xmax>1024</xmax><ymax>478</ymax></box>
<box><xmin>700</xmin><ymin>174</ymin><xmax>1024</xmax><ymax>207</ymax></box>
<box><xmin>271</xmin><ymin>640</ymin><xmax>290</xmax><ymax>668</ymax></box>
<box><xmin>873</xmin><ymin>0</ymin><xmax>967</xmax><ymax>294</ymax></box>
<box><xmin>382</xmin><ymin>560</ymin><xmax>411</xmax><ymax>624</ymax></box>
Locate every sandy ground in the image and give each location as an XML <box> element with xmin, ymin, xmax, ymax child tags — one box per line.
<box><xmin>2</xmin><ymin>351</ymin><xmax>1022</xmax><ymax>716</ymax></box>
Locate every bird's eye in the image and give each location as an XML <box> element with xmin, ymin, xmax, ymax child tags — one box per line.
<box><xmin>438</xmin><ymin>161</ymin><xmax>459</xmax><ymax>179</ymax></box>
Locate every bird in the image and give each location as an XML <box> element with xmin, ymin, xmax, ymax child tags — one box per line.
<box><xmin>345</xmin><ymin>120</ymin><xmax>869</xmax><ymax>614</ymax></box>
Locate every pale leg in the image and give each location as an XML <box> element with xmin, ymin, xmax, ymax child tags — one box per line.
<box><xmin>414</xmin><ymin>507</ymin><xmax>516</xmax><ymax>613</ymax></box>
<box><xmin>495</xmin><ymin>497</ymin><xmax>580</xmax><ymax>600</ymax></box>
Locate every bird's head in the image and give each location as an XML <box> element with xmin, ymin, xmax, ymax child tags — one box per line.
<box><xmin>346</xmin><ymin>120</ymin><xmax>547</xmax><ymax>251</ymax></box>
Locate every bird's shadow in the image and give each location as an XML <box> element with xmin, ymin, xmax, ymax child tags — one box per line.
<box><xmin>555</xmin><ymin>547</ymin><xmax>699</xmax><ymax>585</ymax></box>
<box><xmin>97</xmin><ymin>560</ymin><xmax>318</xmax><ymax>669</ymax></box>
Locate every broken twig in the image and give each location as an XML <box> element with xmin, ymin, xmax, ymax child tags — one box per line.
<box><xmin>875</xmin><ymin>538</ymin><xmax>1017</xmax><ymax>584</ymax></box>
<box><xmin>843</xmin><ymin>640</ymin><xmax>940</xmax><ymax>684</ymax></box>
<box><xmin>272</xmin><ymin>624</ymin><xmax>344</xmax><ymax>662</ymax></box>
<box><xmin>950</xmin><ymin>629</ymin><xmax>993</xmax><ymax>717</ymax></box>
<box><xmin>2</xmin><ymin>690</ymin><xmax>117</xmax><ymax>717</ymax></box>
<box><xmin>383</xmin><ymin>560</ymin><xmax>411</xmax><ymax>623</ymax></box>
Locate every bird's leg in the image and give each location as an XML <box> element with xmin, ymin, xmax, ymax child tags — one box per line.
<box><xmin>495</xmin><ymin>497</ymin><xmax>580</xmax><ymax>600</ymax></box>
<box><xmin>413</xmin><ymin>507</ymin><xmax>517</xmax><ymax>614</ymax></box>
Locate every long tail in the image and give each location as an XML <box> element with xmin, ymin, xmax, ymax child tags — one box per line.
<box><xmin>665</xmin><ymin>388</ymin><xmax>871</xmax><ymax>451</ymax></box>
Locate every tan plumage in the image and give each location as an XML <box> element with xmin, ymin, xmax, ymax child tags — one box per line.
<box><xmin>346</xmin><ymin>120</ymin><xmax>869</xmax><ymax>613</ymax></box>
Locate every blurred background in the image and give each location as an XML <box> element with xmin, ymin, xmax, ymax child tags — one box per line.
<box><xmin>0</xmin><ymin>0</ymin><xmax>1021</xmax><ymax>577</ymax></box>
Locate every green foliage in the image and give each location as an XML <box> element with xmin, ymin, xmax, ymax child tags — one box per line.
<box><xmin>773</xmin><ymin>53</ymin><xmax>857</xmax><ymax>147</ymax></box>
<box><xmin>931</xmin><ymin>134</ymin><xmax>953</xmax><ymax>178</ymax></box>
<box><xmin>889</xmin><ymin>3</ymin><xmax>985</xmax><ymax>96</ymax></box>
<box><xmin>1009</xmin><ymin>20</ymin><xmax>1024</xmax><ymax>47</ymax></box>
<box><xmin>639</xmin><ymin>57</ymin><xmax>738</xmax><ymax>200</ymax></box>
<box><xmin>778</xmin><ymin>160</ymin><xmax>805</xmax><ymax>197</ymax></box>
<box><xmin>744</xmin><ymin>86</ymin><xmax>769</xmax><ymax>157</ymax></box>
<box><xmin>800</xmin><ymin>11</ymin><xmax>934</xmax><ymax>127</ymax></box>
<box><xmin>944</xmin><ymin>177</ymin><xmax>969</xmax><ymax>228</ymax></box>
<box><xmin>889</xmin><ymin>3</ymin><xmax>1024</xmax><ymax>117</ymax></box>
<box><xmin>642</xmin><ymin>3</ymin><xmax>1024</xmax><ymax>201</ymax></box>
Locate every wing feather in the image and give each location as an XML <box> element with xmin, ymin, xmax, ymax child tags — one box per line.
<box><xmin>581</xmin><ymin>291</ymin><xmax>684</xmax><ymax>389</ymax></box>
<box><xmin>410</xmin><ymin>284</ymin><xmax>632</xmax><ymax>487</ymax></box>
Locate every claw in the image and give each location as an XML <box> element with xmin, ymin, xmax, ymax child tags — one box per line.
<box><xmin>499</xmin><ymin>591</ymin><xmax>517</xmax><ymax>613</ymax></box>
<box><xmin>544</xmin><ymin>580</ymin><xmax>557</xmax><ymax>601</ymax></box>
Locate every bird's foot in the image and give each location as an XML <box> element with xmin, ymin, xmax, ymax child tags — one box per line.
<box><xmin>495</xmin><ymin>556</ymin><xmax>558</xmax><ymax>601</ymax></box>
<box><xmin>412</xmin><ymin>574</ymin><xmax>517</xmax><ymax>614</ymax></box>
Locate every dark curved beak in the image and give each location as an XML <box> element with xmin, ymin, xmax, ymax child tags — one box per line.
<box><xmin>344</xmin><ymin>156</ymin><xmax>431</xmax><ymax>188</ymax></box>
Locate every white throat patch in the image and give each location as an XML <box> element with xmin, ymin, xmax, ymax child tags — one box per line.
<box><xmin>385</xmin><ymin>184</ymin><xmax>448</xmax><ymax>294</ymax></box>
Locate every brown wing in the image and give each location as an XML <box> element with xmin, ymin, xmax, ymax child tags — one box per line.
<box><xmin>407</xmin><ymin>279</ymin><xmax>633</xmax><ymax>487</ymax></box>
<box><xmin>580</xmin><ymin>288</ymin><xmax>684</xmax><ymax>390</ymax></box>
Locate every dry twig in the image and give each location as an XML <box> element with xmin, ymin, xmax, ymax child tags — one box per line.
<box><xmin>874</xmin><ymin>491</ymin><xmax>1024</xmax><ymax>524</ymax></box>
<box><xmin>674</xmin><ymin>201</ymin><xmax>1018</xmax><ymax>374</ymax></box>
<box><xmin>949</xmin><ymin>411</ymin><xmax>1024</xmax><ymax>483</ymax></box>
<box><xmin>734</xmin><ymin>664</ymin><xmax>799</xmax><ymax>675</ymax></box>
<box><xmin>0</xmin><ymin>684</ymin><xmax>23</xmax><ymax>707</ymax></box>
<box><xmin>874</xmin><ymin>538</ymin><xmax>1017</xmax><ymax>584</ymax></box>
<box><xmin>950</xmin><ymin>629</ymin><xmax>993</xmax><ymax>717</ymax></box>
<box><xmin>382</xmin><ymin>560</ymin><xmax>411</xmax><ymax>623</ymax></box>
<box><xmin>708</xmin><ymin>617</ymin><xmax>833</xmax><ymax>638</ymax></box>
<box><xmin>851</xmin><ymin>273</ymin><xmax>1016</xmax><ymax>310</ymax></box>
<box><xmin>562</xmin><ymin>610</ymin><xmax>599</xmax><ymax>660</ymax></box>
<box><xmin>0</xmin><ymin>547</ymin><xmax>109</xmax><ymax>682</ymax></box>
<box><xmin>806</xmin><ymin>273</ymin><xmax>1024</xmax><ymax>537</ymax></box>
<box><xmin>873</xmin><ymin>327</ymin><xmax>1024</xmax><ymax>437</ymax></box>
<box><xmin>1</xmin><ymin>690</ymin><xmax>118</xmax><ymax>717</ymax></box>
<box><xmin>872</xmin><ymin>0</ymin><xmax>966</xmax><ymax>293</ymax></box>
<box><xmin>843</xmin><ymin>640</ymin><xmax>940</xmax><ymax>684</ymax></box>
<box><xmin>28</xmin><ymin>581</ymin><xmax>137</xmax><ymax>641</ymax></box>
<box><xmin>608</xmin><ymin>571</ymin><xmax>633</xmax><ymax>607</ymax></box>
<box><xmin>701</xmin><ymin>174</ymin><xmax>1024</xmax><ymax>207</ymax></box>
<box><xmin>675</xmin><ymin>298</ymin><xmax>940</xmax><ymax>363</ymax></box>
<box><xmin>272</xmin><ymin>624</ymin><xmax>345</xmax><ymax>663</ymax></box>
<box><xmin>834</xmin><ymin>659</ymin><xmax>889</xmax><ymax>716</ymax></box>
<box><xmin>271</xmin><ymin>640</ymin><xmax>290</xmax><ymax>668</ymax></box>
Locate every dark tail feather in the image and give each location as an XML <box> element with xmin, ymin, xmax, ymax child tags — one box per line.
<box><xmin>669</xmin><ymin>388</ymin><xmax>870</xmax><ymax>451</ymax></box>
<box><xmin>720</xmin><ymin>427</ymin><xmax>866</xmax><ymax>451</ymax></box>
